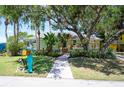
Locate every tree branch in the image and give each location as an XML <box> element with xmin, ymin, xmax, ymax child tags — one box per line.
<box><xmin>87</xmin><ymin>6</ymin><xmax>106</xmax><ymax>38</ymax></box>
<box><xmin>103</xmin><ymin>29</ymin><xmax>124</xmax><ymax>49</ymax></box>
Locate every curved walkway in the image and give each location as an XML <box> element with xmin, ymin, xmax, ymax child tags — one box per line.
<box><xmin>47</xmin><ymin>54</ymin><xmax>73</xmax><ymax>79</ymax></box>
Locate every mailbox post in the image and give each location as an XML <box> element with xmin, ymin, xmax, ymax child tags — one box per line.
<box><xmin>26</xmin><ymin>50</ymin><xmax>33</xmax><ymax>73</ymax></box>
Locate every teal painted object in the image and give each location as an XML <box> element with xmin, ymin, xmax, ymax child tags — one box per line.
<box><xmin>26</xmin><ymin>54</ymin><xmax>33</xmax><ymax>73</ymax></box>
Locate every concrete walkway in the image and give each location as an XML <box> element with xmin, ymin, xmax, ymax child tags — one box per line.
<box><xmin>47</xmin><ymin>54</ymin><xmax>73</xmax><ymax>79</ymax></box>
<box><xmin>0</xmin><ymin>76</ymin><xmax>124</xmax><ymax>87</ymax></box>
<box><xmin>116</xmin><ymin>55</ymin><xmax>124</xmax><ymax>61</ymax></box>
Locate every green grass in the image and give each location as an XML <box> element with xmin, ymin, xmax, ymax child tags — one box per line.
<box><xmin>0</xmin><ymin>56</ymin><xmax>50</xmax><ymax>77</ymax></box>
<box><xmin>0</xmin><ymin>56</ymin><xmax>21</xmax><ymax>76</ymax></box>
<box><xmin>69</xmin><ymin>57</ymin><xmax>124</xmax><ymax>81</ymax></box>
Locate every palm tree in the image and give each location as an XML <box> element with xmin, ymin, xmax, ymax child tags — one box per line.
<box><xmin>58</xmin><ymin>33</ymin><xmax>67</xmax><ymax>48</ymax></box>
<box><xmin>23</xmin><ymin>6</ymin><xmax>45</xmax><ymax>51</ymax></box>
<box><xmin>43</xmin><ymin>32</ymin><xmax>58</xmax><ymax>53</ymax></box>
<box><xmin>0</xmin><ymin>6</ymin><xmax>11</xmax><ymax>42</ymax></box>
<box><xmin>4</xmin><ymin>18</ymin><xmax>9</xmax><ymax>41</ymax></box>
<box><xmin>10</xmin><ymin>5</ymin><xmax>25</xmax><ymax>42</ymax></box>
<box><xmin>0</xmin><ymin>5</ymin><xmax>24</xmax><ymax>42</ymax></box>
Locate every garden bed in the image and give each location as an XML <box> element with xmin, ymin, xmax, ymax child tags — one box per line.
<box><xmin>0</xmin><ymin>56</ymin><xmax>54</xmax><ymax>77</ymax></box>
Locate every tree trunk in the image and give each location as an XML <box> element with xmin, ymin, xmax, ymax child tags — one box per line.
<box><xmin>35</xmin><ymin>28</ymin><xmax>39</xmax><ymax>51</ymax></box>
<box><xmin>17</xmin><ymin>20</ymin><xmax>19</xmax><ymax>43</ymax></box>
<box><xmin>5</xmin><ymin>25</ymin><xmax>8</xmax><ymax>41</ymax></box>
<box><xmin>14</xmin><ymin>20</ymin><xmax>17</xmax><ymax>41</ymax></box>
<box><xmin>102</xmin><ymin>29</ymin><xmax>124</xmax><ymax>51</ymax></box>
<box><xmin>38</xmin><ymin>29</ymin><xmax>40</xmax><ymax>51</ymax></box>
<box><xmin>74</xmin><ymin>30</ymin><xmax>84</xmax><ymax>46</ymax></box>
<box><xmin>73</xmin><ymin>29</ymin><xmax>90</xmax><ymax>50</ymax></box>
<box><xmin>4</xmin><ymin>19</ymin><xmax>8</xmax><ymax>41</ymax></box>
<box><xmin>4</xmin><ymin>19</ymin><xmax>9</xmax><ymax>53</ymax></box>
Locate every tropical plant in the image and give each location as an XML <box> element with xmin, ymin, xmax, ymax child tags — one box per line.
<box><xmin>43</xmin><ymin>32</ymin><xmax>58</xmax><ymax>53</ymax></box>
<box><xmin>23</xmin><ymin>5</ymin><xmax>46</xmax><ymax>51</ymax></box>
<box><xmin>7</xmin><ymin>36</ymin><xmax>20</xmax><ymax>56</ymax></box>
<box><xmin>0</xmin><ymin>6</ymin><xmax>26</xmax><ymax>42</ymax></box>
<box><xmin>57</xmin><ymin>33</ymin><xmax>70</xmax><ymax>48</ymax></box>
<box><xmin>7</xmin><ymin>32</ymin><xmax>33</xmax><ymax>56</ymax></box>
<box><xmin>0</xmin><ymin>6</ymin><xmax>12</xmax><ymax>41</ymax></box>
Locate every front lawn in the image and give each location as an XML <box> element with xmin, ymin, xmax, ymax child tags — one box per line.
<box><xmin>0</xmin><ymin>56</ymin><xmax>54</xmax><ymax>77</ymax></box>
<box><xmin>0</xmin><ymin>56</ymin><xmax>23</xmax><ymax>76</ymax></box>
<box><xmin>69</xmin><ymin>57</ymin><xmax>124</xmax><ymax>80</ymax></box>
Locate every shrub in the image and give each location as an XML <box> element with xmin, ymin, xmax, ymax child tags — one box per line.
<box><xmin>47</xmin><ymin>51</ymin><xmax>61</xmax><ymax>57</ymax></box>
<box><xmin>87</xmin><ymin>50</ymin><xmax>100</xmax><ymax>58</ymax></box>
<box><xmin>0</xmin><ymin>49</ymin><xmax>6</xmax><ymax>54</ymax></box>
<box><xmin>33</xmin><ymin>56</ymin><xmax>54</xmax><ymax>74</ymax></box>
<box><xmin>7</xmin><ymin>36</ymin><xmax>26</xmax><ymax>56</ymax></box>
<box><xmin>32</xmin><ymin>49</ymin><xmax>61</xmax><ymax>57</ymax></box>
<box><xmin>69</xmin><ymin>48</ymin><xmax>116</xmax><ymax>59</ymax></box>
<box><xmin>7</xmin><ymin>42</ymin><xmax>20</xmax><ymax>56</ymax></box>
<box><xmin>32</xmin><ymin>49</ymin><xmax>46</xmax><ymax>56</ymax></box>
<box><xmin>70</xmin><ymin>49</ymin><xmax>85</xmax><ymax>57</ymax></box>
<box><xmin>101</xmin><ymin>48</ymin><xmax>116</xmax><ymax>59</ymax></box>
<box><xmin>70</xmin><ymin>49</ymin><xmax>99</xmax><ymax>58</ymax></box>
<box><xmin>70</xmin><ymin>49</ymin><xmax>79</xmax><ymax>57</ymax></box>
<box><xmin>34</xmin><ymin>50</ymin><xmax>43</xmax><ymax>56</ymax></box>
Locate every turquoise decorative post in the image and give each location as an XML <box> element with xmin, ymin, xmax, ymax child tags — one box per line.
<box><xmin>26</xmin><ymin>51</ymin><xmax>33</xmax><ymax>73</ymax></box>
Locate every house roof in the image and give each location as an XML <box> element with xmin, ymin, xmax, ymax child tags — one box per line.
<box><xmin>90</xmin><ymin>34</ymin><xmax>102</xmax><ymax>40</ymax></box>
<box><xmin>28</xmin><ymin>31</ymin><xmax>103</xmax><ymax>41</ymax></box>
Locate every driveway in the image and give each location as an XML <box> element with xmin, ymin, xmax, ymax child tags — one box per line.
<box><xmin>0</xmin><ymin>76</ymin><xmax>124</xmax><ymax>87</ymax></box>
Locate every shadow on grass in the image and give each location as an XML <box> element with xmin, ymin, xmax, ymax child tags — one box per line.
<box><xmin>69</xmin><ymin>57</ymin><xmax>124</xmax><ymax>75</ymax></box>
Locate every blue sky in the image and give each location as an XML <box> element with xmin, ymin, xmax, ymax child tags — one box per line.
<box><xmin>0</xmin><ymin>17</ymin><xmax>76</xmax><ymax>43</ymax></box>
<box><xmin>0</xmin><ymin>18</ymin><xmax>51</xmax><ymax>43</ymax></box>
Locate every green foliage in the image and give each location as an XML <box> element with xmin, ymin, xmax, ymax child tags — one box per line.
<box><xmin>57</xmin><ymin>33</ymin><xmax>70</xmax><ymax>48</ymax></box>
<box><xmin>102</xmin><ymin>48</ymin><xmax>116</xmax><ymax>59</ymax></box>
<box><xmin>32</xmin><ymin>50</ymin><xmax>45</xmax><ymax>56</ymax></box>
<box><xmin>43</xmin><ymin>32</ymin><xmax>58</xmax><ymax>53</ymax></box>
<box><xmin>32</xmin><ymin>49</ymin><xmax>61</xmax><ymax>57</ymax></box>
<box><xmin>70</xmin><ymin>48</ymin><xmax>116</xmax><ymax>59</ymax></box>
<box><xmin>87</xmin><ymin>50</ymin><xmax>100</xmax><ymax>58</ymax></box>
<box><xmin>47</xmin><ymin>51</ymin><xmax>61</xmax><ymax>57</ymax></box>
<box><xmin>70</xmin><ymin>49</ymin><xmax>85</xmax><ymax>57</ymax></box>
<box><xmin>33</xmin><ymin>56</ymin><xmax>54</xmax><ymax>74</ymax></box>
<box><xmin>7</xmin><ymin>41</ymin><xmax>20</xmax><ymax>56</ymax></box>
<box><xmin>0</xmin><ymin>49</ymin><xmax>6</xmax><ymax>54</ymax></box>
<box><xmin>7</xmin><ymin>32</ymin><xmax>32</xmax><ymax>56</ymax></box>
<box><xmin>96</xmin><ymin>6</ymin><xmax>122</xmax><ymax>41</ymax></box>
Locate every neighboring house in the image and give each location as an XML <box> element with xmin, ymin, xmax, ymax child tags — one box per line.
<box><xmin>109</xmin><ymin>34</ymin><xmax>124</xmax><ymax>52</ymax></box>
<box><xmin>66</xmin><ymin>32</ymin><xmax>102</xmax><ymax>49</ymax></box>
<box><xmin>27</xmin><ymin>32</ymin><xmax>124</xmax><ymax>53</ymax></box>
<box><xmin>89</xmin><ymin>34</ymin><xmax>102</xmax><ymax>50</ymax></box>
<box><xmin>27</xmin><ymin>32</ymin><xmax>103</xmax><ymax>52</ymax></box>
<box><xmin>27</xmin><ymin>37</ymin><xmax>47</xmax><ymax>50</ymax></box>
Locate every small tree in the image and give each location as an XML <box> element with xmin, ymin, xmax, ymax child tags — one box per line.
<box><xmin>7</xmin><ymin>32</ymin><xmax>33</xmax><ymax>56</ymax></box>
<box><xmin>43</xmin><ymin>32</ymin><xmax>58</xmax><ymax>53</ymax></box>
